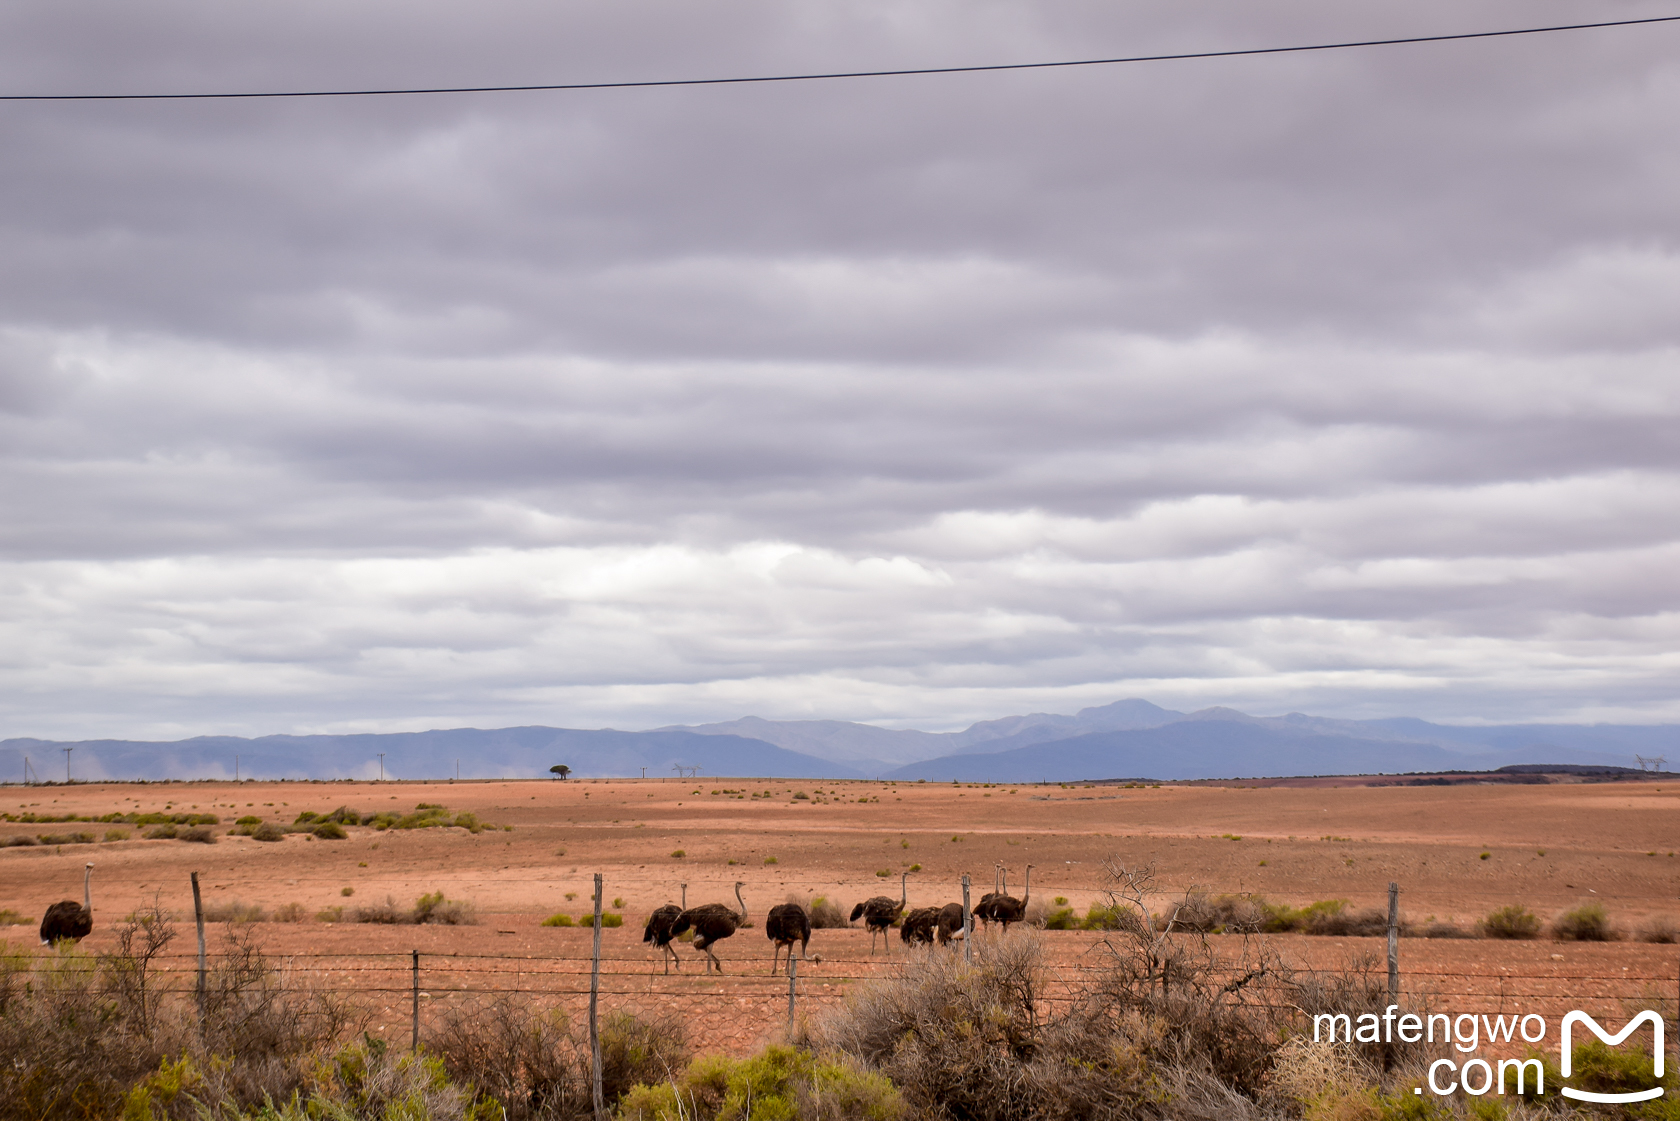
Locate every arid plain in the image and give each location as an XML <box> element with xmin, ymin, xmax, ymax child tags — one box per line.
<box><xmin>4</xmin><ymin>777</ymin><xmax>1677</xmax><ymax>1052</ymax></box>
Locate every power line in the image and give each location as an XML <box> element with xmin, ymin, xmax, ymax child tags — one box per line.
<box><xmin>2</xmin><ymin>14</ymin><xmax>1676</xmax><ymax>103</ymax></box>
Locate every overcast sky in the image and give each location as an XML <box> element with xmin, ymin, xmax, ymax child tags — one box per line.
<box><xmin>3</xmin><ymin>0</ymin><xmax>1678</xmax><ymax>740</ymax></box>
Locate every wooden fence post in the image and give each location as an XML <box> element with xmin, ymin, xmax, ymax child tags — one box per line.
<box><xmin>411</xmin><ymin>950</ymin><xmax>420</xmax><ymax>1050</ymax></box>
<box><xmin>191</xmin><ymin>871</ymin><xmax>207</xmax><ymax>1033</ymax></box>
<box><xmin>961</xmin><ymin>874</ymin><xmax>972</xmax><ymax>964</ymax></box>
<box><xmin>787</xmin><ymin>955</ymin><xmax>798</xmax><ymax>1031</ymax></box>
<box><xmin>591</xmin><ymin>873</ymin><xmax>605</xmax><ymax>1120</ymax></box>
<box><xmin>1387</xmin><ymin>882</ymin><xmax>1400</xmax><ymax>1003</ymax></box>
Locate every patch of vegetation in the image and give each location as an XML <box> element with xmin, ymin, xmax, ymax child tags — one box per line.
<box><xmin>38</xmin><ymin>832</ymin><xmax>97</xmax><ymax>845</ymax></box>
<box><xmin>541</xmin><ymin>913</ymin><xmax>575</xmax><ymax>927</ymax></box>
<box><xmin>1553</xmin><ymin>901</ymin><xmax>1618</xmax><ymax>942</ymax></box>
<box><xmin>2</xmin><ymin>810</ymin><xmax>219</xmax><ymax>826</ymax></box>
<box><xmin>618</xmin><ymin>1044</ymin><xmax>905</xmax><ymax>1121</ymax></box>
<box><xmin>1479</xmin><ymin>904</ymin><xmax>1541</xmax><ymax>940</ymax></box>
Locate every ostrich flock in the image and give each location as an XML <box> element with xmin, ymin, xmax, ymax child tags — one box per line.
<box><xmin>31</xmin><ymin>861</ymin><xmax>1036</xmax><ymax>979</ymax></box>
<box><xmin>643</xmin><ymin>864</ymin><xmax>1033</xmax><ymax>975</ymax></box>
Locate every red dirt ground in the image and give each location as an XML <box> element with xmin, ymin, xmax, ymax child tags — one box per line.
<box><xmin>4</xmin><ymin>777</ymin><xmax>1676</xmax><ymax>1053</ymax></box>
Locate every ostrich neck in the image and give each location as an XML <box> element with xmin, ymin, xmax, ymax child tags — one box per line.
<box><xmin>734</xmin><ymin>883</ymin><xmax>746</xmax><ymax>921</ymax></box>
<box><xmin>899</xmin><ymin>874</ymin><xmax>907</xmax><ymax>908</ymax></box>
<box><xmin>1021</xmin><ymin>867</ymin><xmax>1030</xmax><ymax>904</ymax></box>
<box><xmin>83</xmin><ymin>867</ymin><xmax>92</xmax><ymax>914</ymax></box>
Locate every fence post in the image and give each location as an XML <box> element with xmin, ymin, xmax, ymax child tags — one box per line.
<box><xmin>591</xmin><ymin>873</ymin><xmax>605</xmax><ymax>1120</ymax></box>
<box><xmin>1386</xmin><ymin>882</ymin><xmax>1399</xmax><ymax>1003</ymax></box>
<box><xmin>411</xmin><ymin>950</ymin><xmax>420</xmax><ymax>1051</ymax></box>
<box><xmin>961</xmin><ymin>874</ymin><xmax>972</xmax><ymax>964</ymax></box>
<box><xmin>191</xmin><ymin>871</ymin><xmax>207</xmax><ymax>1033</ymax></box>
<box><xmin>787</xmin><ymin>955</ymin><xmax>798</xmax><ymax>1031</ymax></box>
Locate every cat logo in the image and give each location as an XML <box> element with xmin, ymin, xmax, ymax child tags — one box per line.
<box><xmin>1559</xmin><ymin>1011</ymin><xmax>1665</xmax><ymax>1104</ymax></box>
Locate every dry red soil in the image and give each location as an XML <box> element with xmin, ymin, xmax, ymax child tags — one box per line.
<box><xmin>4</xmin><ymin>777</ymin><xmax>1677</xmax><ymax>1054</ymax></box>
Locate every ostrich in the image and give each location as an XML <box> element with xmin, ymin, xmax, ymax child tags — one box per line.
<box><xmin>40</xmin><ymin>863</ymin><xmax>94</xmax><ymax>945</ymax></box>
<box><xmin>644</xmin><ymin>883</ymin><xmax>690</xmax><ymax>973</ymax></box>
<box><xmin>644</xmin><ymin>897</ymin><xmax>686</xmax><ymax>975</ymax></box>
<box><xmin>671</xmin><ymin>881</ymin><xmax>747</xmax><ymax>974</ymax></box>
<box><xmin>989</xmin><ymin>864</ymin><xmax>1033</xmax><ymax>931</ymax></box>
<box><xmin>849</xmin><ymin>871</ymin><xmax>907</xmax><ymax>953</ymax></box>
<box><xmin>899</xmin><ymin>905</ymin><xmax>941</xmax><ymax>946</ymax></box>
<box><xmin>765</xmin><ymin>900</ymin><xmax>812</xmax><ymax>974</ymax></box>
<box><xmin>974</xmin><ymin>863</ymin><xmax>1005</xmax><ymax>928</ymax></box>
<box><xmin>935</xmin><ymin>902</ymin><xmax>967</xmax><ymax>945</ymax></box>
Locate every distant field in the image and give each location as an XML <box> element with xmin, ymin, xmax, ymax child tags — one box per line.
<box><xmin>4</xmin><ymin>776</ymin><xmax>1676</xmax><ymax>1053</ymax></box>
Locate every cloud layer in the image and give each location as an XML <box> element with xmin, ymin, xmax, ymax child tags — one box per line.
<box><xmin>2</xmin><ymin>0</ymin><xmax>1678</xmax><ymax>738</ymax></box>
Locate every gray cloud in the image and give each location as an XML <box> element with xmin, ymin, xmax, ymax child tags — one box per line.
<box><xmin>2</xmin><ymin>0</ymin><xmax>1678</xmax><ymax>739</ymax></box>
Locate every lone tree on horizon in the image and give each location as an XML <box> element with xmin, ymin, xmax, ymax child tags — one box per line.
<box><xmin>549</xmin><ymin>764</ymin><xmax>571</xmax><ymax>780</ymax></box>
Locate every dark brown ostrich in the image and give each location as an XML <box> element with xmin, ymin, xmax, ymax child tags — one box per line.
<box><xmin>765</xmin><ymin>901</ymin><xmax>812</xmax><ymax>974</ymax></box>
<box><xmin>849</xmin><ymin>871</ymin><xmax>907</xmax><ymax>953</ymax></box>
<box><xmin>671</xmin><ymin>881</ymin><xmax>747</xmax><ymax>974</ymax></box>
<box><xmin>40</xmin><ymin>863</ymin><xmax>94</xmax><ymax>945</ymax></box>
<box><xmin>973</xmin><ymin>863</ymin><xmax>1005</xmax><ymax>928</ymax></box>
<box><xmin>988</xmin><ymin>864</ymin><xmax>1033</xmax><ymax>931</ymax></box>
<box><xmin>935</xmin><ymin>902</ymin><xmax>967</xmax><ymax>945</ymax></box>
<box><xmin>644</xmin><ymin>908</ymin><xmax>683</xmax><ymax>973</ymax></box>
<box><xmin>899</xmin><ymin>905</ymin><xmax>941</xmax><ymax>946</ymax></box>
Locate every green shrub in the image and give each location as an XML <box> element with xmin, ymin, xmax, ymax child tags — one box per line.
<box><xmin>0</xmin><ymin>908</ymin><xmax>33</xmax><ymax>925</ymax></box>
<box><xmin>292</xmin><ymin>810</ymin><xmax>320</xmax><ymax>824</ymax></box>
<box><xmin>145</xmin><ymin>824</ymin><xmax>178</xmax><ymax>840</ymax></box>
<box><xmin>37</xmin><ymin>832</ymin><xmax>96</xmax><ymax>845</ymax></box>
<box><xmin>1560</xmin><ymin>1038</ymin><xmax>1679</xmax><ymax>1103</ymax></box>
<box><xmin>312</xmin><ymin>820</ymin><xmax>347</xmax><ymax>839</ymax></box>
<box><xmin>541</xmin><ymin>913</ymin><xmax>575</xmax><ymax>927</ymax></box>
<box><xmin>1553</xmin><ymin>902</ymin><xmax>1616</xmax><ymax>941</ymax></box>
<box><xmin>412</xmin><ymin>891</ymin><xmax>476</xmax><ymax>926</ymax></box>
<box><xmin>236</xmin><ymin>815</ymin><xmax>263</xmax><ymax>826</ymax></box>
<box><xmin>250</xmin><ymin>822</ymin><xmax>285</xmax><ymax>843</ymax></box>
<box><xmin>1041</xmin><ymin>907</ymin><xmax>1079</xmax><ymax>930</ymax></box>
<box><xmin>103</xmin><ymin>829</ymin><xmax>129</xmax><ymax>842</ymax></box>
<box><xmin>617</xmin><ymin>1044</ymin><xmax>906</xmax><ymax>1121</ymax></box>
<box><xmin>1080</xmin><ymin>903</ymin><xmax>1137</xmax><ymax>931</ymax></box>
<box><xmin>181</xmin><ymin>826</ymin><xmax>217</xmax><ymax>844</ymax></box>
<box><xmin>1480</xmin><ymin>904</ymin><xmax>1541</xmax><ymax>940</ymax></box>
<box><xmin>272</xmin><ymin>902</ymin><xmax>308</xmax><ymax>923</ymax></box>
<box><xmin>670</xmin><ymin>850</ymin><xmax>686</xmax><ymax>858</ymax></box>
<box><xmin>809</xmin><ymin>896</ymin><xmax>848</xmax><ymax>929</ymax></box>
<box><xmin>587</xmin><ymin>912</ymin><xmax>624</xmax><ymax>928</ymax></box>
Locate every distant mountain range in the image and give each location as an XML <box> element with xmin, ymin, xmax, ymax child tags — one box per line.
<box><xmin>3</xmin><ymin>699</ymin><xmax>1674</xmax><ymax>783</ymax></box>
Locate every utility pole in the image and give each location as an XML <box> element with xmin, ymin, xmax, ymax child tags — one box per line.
<box><xmin>62</xmin><ymin>747</ymin><xmax>72</xmax><ymax>784</ymax></box>
<box><xmin>378</xmin><ymin>753</ymin><xmax>386</xmax><ymax>781</ymax></box>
